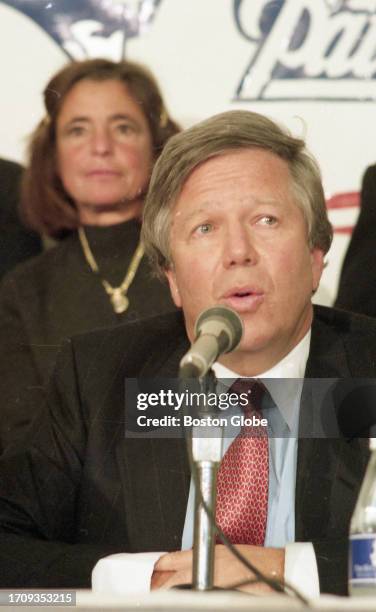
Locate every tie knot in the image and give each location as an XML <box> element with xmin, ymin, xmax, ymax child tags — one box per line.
<box><xmin>229</xmin><ymin>378</ymin><xmax>265</xmax><ymax>413</ymax></box>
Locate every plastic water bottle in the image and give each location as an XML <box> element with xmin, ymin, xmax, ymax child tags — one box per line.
<box><xmin>349</xmin><ymin>438</ymin><xmax>376</xmax><ymax>595</ymax></box>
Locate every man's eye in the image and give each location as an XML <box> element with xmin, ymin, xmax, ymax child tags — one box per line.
<box><xmin>258</xmin><ymin>215</ymin><xmax>277</xmax><ymax>226</ymax></box>
<box><xmin>196</xmin><ymin>223</ymin><xmax>212</xmax><ymax>234</ymax></box>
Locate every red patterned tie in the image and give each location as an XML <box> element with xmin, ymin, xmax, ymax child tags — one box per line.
<box><xmin>216</xmin><ymin>379</ymin><xmax>268</xmax><ymax>545</ymax></box>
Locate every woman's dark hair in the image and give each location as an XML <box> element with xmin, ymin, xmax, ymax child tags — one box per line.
<box><xmin>21</xmin><ymin>58</ymin><xmax>180</xmax><ymax>237</ymax></box>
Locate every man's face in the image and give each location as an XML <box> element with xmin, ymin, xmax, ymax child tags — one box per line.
<box><xmin>165</xmin><ymin>148</ymin><xmax>324</xmax><ymax>374</ymax></box>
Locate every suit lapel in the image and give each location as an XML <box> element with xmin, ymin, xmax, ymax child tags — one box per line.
<box><xmin>305</xmin><ymin>308</ymin><xmax>351</xmax><ymax>379</ymax></box>
<box><xmin>116</xmin><ymin>330</ymin><xmax>191</xmax><ymax>552</ymax></box>
<box><xmin>140</xmin><ymin>338</ymin><xmax>189</xmax><ymax>378</ymax></box>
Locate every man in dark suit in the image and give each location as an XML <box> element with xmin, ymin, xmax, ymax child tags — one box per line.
<box><xmin>335</xmin><ymin>164</ymin><xmax>376</xmax><ymax>318</ymax></box>
<box><xmin>0</xmin><ymin>111</ymin><xmax>374</xmax><ymax>595</ymax></box>
<box><xmin>0</xmin><ymin>158</ymin><xmax>41</xmax><ymax>279</ymax></box>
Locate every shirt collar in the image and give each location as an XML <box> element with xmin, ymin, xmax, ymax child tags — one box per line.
<box><xmin>212</xmin><ymin>330</ymin><xmax>311</xmax><ymax>431</ymax></box>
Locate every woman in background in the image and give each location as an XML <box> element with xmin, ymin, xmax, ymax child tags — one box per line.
<box><xmin>0</xmin><ymin>58</ymin><xmax>179</xmax><ymax>452</ymax></box>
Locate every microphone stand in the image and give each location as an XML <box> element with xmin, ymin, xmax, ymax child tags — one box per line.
<box><xmin>181</xmin><ymin>369</ymin><xmax>223</xmax><ymax>591</ymax></box>
<box><xmin>178</xmin><ymin>305</ymin><xmax>243</xmax><ymax>590</ymax></box>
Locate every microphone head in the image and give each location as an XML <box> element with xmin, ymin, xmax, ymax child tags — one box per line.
<box><xmin>195</xmin><ymin>305</ymin><xmax>243</xmax><ymax>353</ymax></box>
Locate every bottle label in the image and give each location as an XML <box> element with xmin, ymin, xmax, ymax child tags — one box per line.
<box><xmin>349</xmin><ymin>534</ymin><xmax>376</xmax><ymax>585</ymax></box>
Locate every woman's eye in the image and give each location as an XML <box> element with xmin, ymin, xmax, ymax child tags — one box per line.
<box><xmin>116</xmin><ymin>123</ymin><xmax>132</xmax><ymax>134</ymax></box>
<box><xmin>67</xmin><ymin>125</ymin><xmax>85</xmax><ymax>136</ymax></box>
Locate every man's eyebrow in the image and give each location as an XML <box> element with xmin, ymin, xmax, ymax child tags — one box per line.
<box><xmin>174</xmin><ymin>206</ymin><xmax>212</xmax><ymax>224</ymax></box>
<box><xmin>255</xmin><ymin>197</ymin><xmax>284</xmax><ymax>207</ymax></box>
<box><xmin>174</xmin><ymin>197</ymin><xmax>283</xmax><ymax>222</ymax></box>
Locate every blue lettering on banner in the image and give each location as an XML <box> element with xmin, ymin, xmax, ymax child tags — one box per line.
<box><xmin>234</xmin><ymin>0</ymin><xmax>376</xmax><ymax>101</ymax></box>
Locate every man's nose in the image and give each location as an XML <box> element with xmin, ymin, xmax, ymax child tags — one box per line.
<box><xmin>90</xmin><ymin>128</ymin><xmax>112</xmax><ymax>156</ymax></box>
<box><xmin>223</xmin><ymin>224</ymin><xmax>258</xmax><ymax>268</ymax></box>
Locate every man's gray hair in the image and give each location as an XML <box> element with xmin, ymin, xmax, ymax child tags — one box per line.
<box><xmin>142</xmin><ymin>110</ymin><xmax>333</xmax><ymax>277</ymax></box>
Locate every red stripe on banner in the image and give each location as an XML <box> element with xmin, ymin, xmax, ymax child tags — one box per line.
<box><xmin>326</xmin><ymin>192</ymin><xmax>360</xmax><ymax>210</ymax></box>
<box><xmin>326</xmin><ymin>192</ymin><xmax>360</xmax><ymax>235</ymax></box>
<box><xmin>333</xmin><ymin>226</ymin><xmax>354</xmax><ymax>235</ymax></box>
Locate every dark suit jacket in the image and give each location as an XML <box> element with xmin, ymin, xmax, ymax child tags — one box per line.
<box><xmin>335</xmin><ymin>164</ymin><xmax>376</xmax><ymax>317</ymax></box>
<box><xmin>0</xmin><ymin>158</ymin><xmax>41</xmax><ymax>279</ymax></box>
<box><xmin>0</xmin><ymin>305</ymin><xmax>374</xmax><ymax>594</ymax></box>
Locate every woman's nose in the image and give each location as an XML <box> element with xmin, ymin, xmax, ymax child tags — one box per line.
<box><xmin>90</xmin><ymin>128</ymin><xmax>112</xmax><ymax>155</ymax></box>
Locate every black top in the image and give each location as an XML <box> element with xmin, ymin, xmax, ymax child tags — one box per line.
<box><xmin>0</xmin><ymin>158</ymin><xmax>42</xmax><ymax>279</ymax></box>
<box><xmin>335</xmin><ymin>164</ymin><xmax>376</xmax><ymax>317</ymax></box>
<box><xmin>0</xmin><ymin>218</ymin><xmax>174</xmax><ymax>452</ymax></box>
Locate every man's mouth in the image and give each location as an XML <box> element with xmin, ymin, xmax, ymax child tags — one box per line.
<box><xmin>233</xmin><ymin>290</ymin><xmax>253</xmax><ymax>297</ymax></box>
<box><xmin>221</xmin><ymin>287</ymin><xmax>264</xmax><ymax>312</ymax></box>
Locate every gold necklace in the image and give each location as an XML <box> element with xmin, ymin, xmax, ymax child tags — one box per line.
<box><xmin>78</xmin><ymin>227</ymin><xmax>144</xmax><ymax>314</ymax></box>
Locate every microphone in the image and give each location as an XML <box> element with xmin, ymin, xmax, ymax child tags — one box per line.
<box><xmin>179</xmin><ymin>306</ymin><xmax>243</xmax><ymax>378</ymax></box>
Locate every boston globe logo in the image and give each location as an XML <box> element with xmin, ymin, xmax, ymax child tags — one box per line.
<box><xmin>234</xmin><ymin>0</ymin><xmax>376</xmax><ymax>100</ymax></box>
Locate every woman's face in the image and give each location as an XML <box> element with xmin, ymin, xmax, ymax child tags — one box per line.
<box><xmin>56</xmin><ymin>78</ymin><xmax>154</xmax><ymax>225</ymax></box>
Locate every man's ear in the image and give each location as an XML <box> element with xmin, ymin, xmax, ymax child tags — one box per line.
<box><xmin>165</xmin><ymin>266</ymin><xmax>182</xmax><ymax>308</ymax></box>
<box><xmin>311</xmin><ymin>248</ymin><xmax>325</xmax><ymax>293</ymax></box>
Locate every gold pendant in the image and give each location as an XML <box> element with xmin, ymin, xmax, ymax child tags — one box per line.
<box><xmin>110</xmin><ymin>290</ymin><xmax>129</xmax><ymax>314</ymax></box>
